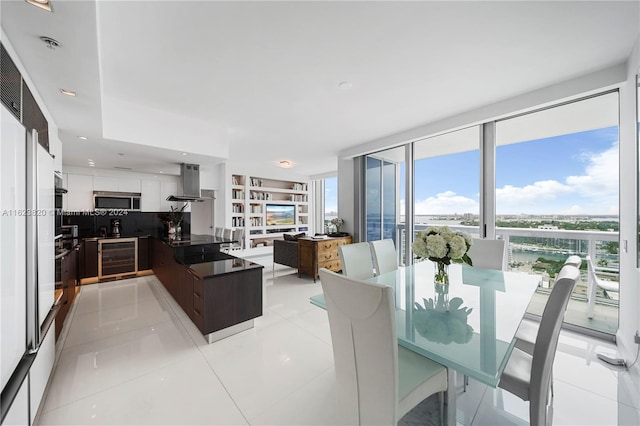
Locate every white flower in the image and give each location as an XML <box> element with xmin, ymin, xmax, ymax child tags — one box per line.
<box><xmin>426</xmin><ymin>234</ymin><xmax>447</xmax><ymax>258</ymax></box>
<box><xmin>448</xmin><ymin>235</ymin><xmax>467</xmax><ymax>259</ymax></box>
<box><xmin>412</xmin><ymin>226</ymin><xmax>472</xmax><ymax>265</ymax></box>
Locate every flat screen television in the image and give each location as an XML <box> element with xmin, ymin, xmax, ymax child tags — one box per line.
<box><xmin>266</xmin><ymin>204</ymin><xmax>295</xmax><ymax>226</ymax></box>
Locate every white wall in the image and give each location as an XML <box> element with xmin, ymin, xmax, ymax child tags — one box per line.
<box><xmin>617</xmin><ymin>36</ymin><xmax>640</xmax><ymax>404</ymax></box>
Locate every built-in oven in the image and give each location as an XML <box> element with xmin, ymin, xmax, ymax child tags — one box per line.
<box><xmin>54</xmin><ymin>173</ymin><xmax>67</xmax><ymax>238</ymax></box>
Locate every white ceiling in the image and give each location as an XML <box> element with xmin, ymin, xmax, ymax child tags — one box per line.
<box><xmin>1</xmin><ymin>1</ymin><xmax>638</xmax><ymax>177</ymax></box>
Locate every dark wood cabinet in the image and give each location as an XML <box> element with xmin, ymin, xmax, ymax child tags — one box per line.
<box><xmin>138</xmin><ymin>236</ymin><xmax>150</xmax><ymax>270</ymax></box>
<box><xmin>1</xmin><ymin>43</ymin><xmax>49</xmax><ymax>151</ymax></box>
<box><xmin>194</xmin><ymin>268</ymin><xmax>262</xmax><ymax>334</ymax></box>
<box><xmin>81</xmin><ymin>240</ymin><xmax>99</xmax><ymax>279</ymax></box>
<box><xmin>0</xmin><ymin>43</ymin><xmax>21</xmax><ymax>120</ymax></box>
<box><xmin>21</xmin><ymin>82</ymin><xmax>49</xmax><ymax>151</ymax></box>
<box><xmin>298</xmin><ymin>236</ymin><xmax>352</xmax><ymax>282</ymax></box>
<box><xmin>151</xmin><ymin>238</ymin><xmax>263</xmax><ymax>340</ymax></box>
<box><xmin>55</xmin><ymin>247</ymin><xmax>78</xmax><ymax>340</ymax></box>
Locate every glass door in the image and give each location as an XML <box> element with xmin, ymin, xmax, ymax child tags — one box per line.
<box><xmin>495</xmin><ymin>91</ymin><xmax>620</xmax><ymax>336</ymax></box>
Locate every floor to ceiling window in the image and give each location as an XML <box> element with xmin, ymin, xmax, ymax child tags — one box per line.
<box><xmin>495</xmin><ymin>92</ymin><xmax>619</xmax><ymax>335</ymax></box>
<box><xmin>323</xmin><ymin>176</ymin><xmax>338</xmax><ymax>233</ymax></box>
<box><xmin>411</xmin><ymin>126</ymin><xmax>481</xmax><ymax>255</ymax></box>
<box><xmin>365</xmin><ymin>147</ymin><xmax>403</xmax><ymax>245</ymax></box>
<box><xmin>358</xmin><ymin>91</ymin><xmax>620</xmax><ymax>337</ymax></box>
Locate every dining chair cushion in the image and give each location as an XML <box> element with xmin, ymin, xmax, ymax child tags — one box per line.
<box><xmin>397</xmin><ymin>346</ymin><xmax>448</xmax><ymax>418</ymax></box>
<box><xmin>499</xmin><ymin>347</ymin><xmax>532</xmax><ymax>401</ymax></box>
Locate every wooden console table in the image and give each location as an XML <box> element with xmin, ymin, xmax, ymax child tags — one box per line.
<box><xmin>297</xmin><ymin>236</ymin><xmax>352</xmax><ymax>282</ymax></box>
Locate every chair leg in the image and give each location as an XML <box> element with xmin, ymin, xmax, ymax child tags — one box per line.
<box><xmin>438</xmin><ymin>391</ymin><xmax>445</xmax><ymax>426</ymax></box>
<box><xmin>463</xmin><ymin>374</ymin><xmax>469</xmax><ymax>392</ymax></box>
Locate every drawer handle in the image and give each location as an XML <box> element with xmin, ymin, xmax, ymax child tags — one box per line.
<box><xmin>324</xmin><ymin>254</ymin><xmax>332</xmax><ymax>259</ymax></box>
<box><xmin>194</xmin><ymin>308</ymin><xmax>201</xmax><ymax>316</ymax></box>
<box><xmin>194</xmin><ymin>292</ymin><xmax>201</xmax><ymax>299</ymax></box>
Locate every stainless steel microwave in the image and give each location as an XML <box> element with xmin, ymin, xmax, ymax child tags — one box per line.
<box><xmin>93</xmin><ymin>191</ymin><xmax>141</xmax><ymax>211</ymax></box>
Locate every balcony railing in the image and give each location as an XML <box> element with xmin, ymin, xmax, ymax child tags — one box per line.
<box><xmin>395</xmin><ymin>223</ymin><xmax>619</xmax><ymax>306</ymax></box>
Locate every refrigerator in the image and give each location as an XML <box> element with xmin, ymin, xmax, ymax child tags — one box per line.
<box><xmin>1</xmin><ymin>103</ymin><xmax>56</xmax><ymax>424</ymax></box>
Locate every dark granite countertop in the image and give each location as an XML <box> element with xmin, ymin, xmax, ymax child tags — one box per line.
<box><xmin>186</xmin><ymin>257</ymin><xmax>264</xmax><ymax>279</ymax></box>
<box><xmin>160</xmin><ymin>233</ymin><xmax>235</xmax><ymax>247</ymax></box>
<box><xmin>176</xmin><ymin>250</ymin><xmax>263</xmax><ymax>279</ymax></box>
<box><xmin>83</xmin><ymin>232</ymin><xmax>154</xmax><ymax>241</ymax></box>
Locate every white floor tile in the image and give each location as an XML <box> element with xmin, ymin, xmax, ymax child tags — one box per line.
<box><xmin>200</xmin><ymin>319</ymin><xmax>333</xmax><ymax>420</ymax></box>
<box><xmin>37</xmin><ymin>273</ymin><xmax>640</xmax><ymax>426</ymax></box>
<box><xmin>63</xmin><ymin>295</ymin><xmax>175</xmax><ymax>348</ymax></box>
<box><xmin>38</xmin><ymin>353</ymin><xmax>247</xmax><ymax>425</ymax></box>
<box><xmin>42</xmin><ymin>317</ymin><xmax>198</xmax><ymax>411</ymax></box>
<box><xmin>249</xmin><ymin>368</ymin><xmax>340</xmax><ymax>425</ymax></box>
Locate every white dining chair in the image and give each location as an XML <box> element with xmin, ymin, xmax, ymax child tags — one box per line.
<box><xmin>338</xmin><ymin>242</ymin><xmax>375</xmax><ymax>280</ymax></box>
<box><xmin>514</xmin><ymin>255</ymin><xmax>583</xmax><ymax>397</ymax></box>
<box><xmin>586</xmin><ymin>255</ymin><xmax>619</xmax><ymax>319</ymax></box>
<box><xmin>499</xmin><ymin>264</ymin><xmax>580</xmax><ymax>426</ymax></box>
<box><xmin>466</xmin><ymin>238</ymin><xmax>506</xmax><ymax>270</ymax></box>
<box><xmin>319</xmin><ymin>268</ymin><xmax>448</xmax><ymax>425</ymax></box>
<box><xmin>214</xmin><ymin>227</ymin><xmax>224</xmax><ymax>238</ymax></box>
<box><xmin>229</xmin><ymin>228</ymin><xmax>244</xmax><ymax>251</ymax></box>
<box><xmin>369</xmin><ymin>239</ymin><xmax>398</xmax><ymax>275</ymax></box>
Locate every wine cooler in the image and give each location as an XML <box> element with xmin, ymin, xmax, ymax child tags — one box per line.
<box><xmin>98</xmin><ymin>238</ymin><xmax>138</xmax><ymax>281</ymax></box>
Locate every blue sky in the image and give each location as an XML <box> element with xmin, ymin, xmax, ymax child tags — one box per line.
<box><xmin>406</xmin><ymin>126</ymin><xmax>618</xmax><ymax>215</ymax></box>
<box><xmin>326</xmin><ymin>126</ymin><xmax>619</xmax><ymax>216</ymax></box>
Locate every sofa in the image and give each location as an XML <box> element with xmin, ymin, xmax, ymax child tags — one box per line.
<box><xmin>273</xmin><ymin>239</ymin><xmax>299</xmax><ymax>270</ymax></box>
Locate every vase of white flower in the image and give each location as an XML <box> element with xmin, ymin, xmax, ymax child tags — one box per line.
<box><xmin>329</xmin><ymin>217</ymin><xmax>346</xmax><ymax>236</ymax></box>
<box><xmin>411</xmin><ymin>226</ymin><xmax>473</xmax><ymax>285</ymax></box>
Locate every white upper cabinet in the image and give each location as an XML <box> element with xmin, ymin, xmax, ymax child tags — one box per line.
<box><xmin>94</xmin><ymin>176</ymin><xmax>141</xmax><ymax>193</ymax></box>
<box><xmin>141</xmin><ymin>180</ymin><xmax>161</xmax><ymax>212</ymax></box>
<box><xmin>160</xmin><ymin>181</ymin><xmax>179</xmax><ymax>211</ymax></box>
<box><xmin>65</xmin><ymin>174</ymin><xmax>94</xmax><ymax>211</ymax></box>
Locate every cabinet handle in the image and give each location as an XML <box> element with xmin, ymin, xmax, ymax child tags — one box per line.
<box><xmin>194</xmin><ymin>308</ymin><xmax>201</xmax><ymax>316</ymax></box>
<box><xmin>194</xmin><ymin>292</ymin><xmax>201</xmax><ymax>299</ymax></box>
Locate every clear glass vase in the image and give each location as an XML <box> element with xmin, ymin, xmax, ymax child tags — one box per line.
<box><xmin>433</xmin><ymin>261</ymin><xmax>449</xmax><ymax>285</ymax></box>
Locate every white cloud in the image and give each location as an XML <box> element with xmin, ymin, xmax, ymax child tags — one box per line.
<box><xmin>412</xmin><ymin>190</ymin><xmax>479</xmax><ymax>215</ymax></box>
<box><xmin>567</xmin><ymin>143</ymin><xmax>619</xmax><ymax>198</ymax></box>
<box><xmin>496</xmin><ymin>142</ymin><xmax>618</xmax><ymax>214</ymax></box>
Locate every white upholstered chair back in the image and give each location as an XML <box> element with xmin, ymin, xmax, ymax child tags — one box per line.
<box><xmin>500</xmin><ymin>264</ymin><xmax>580</xmax><ymax>425</ymax></box>
<box><xmin>338</xmin><ymin>242</ymin><xmax>375</xmax><ymax>279</ymax></box>
<box><xmin>369</xmin><ymin>239</ymin><xmax>399</xmax><ymax>276</ymax></box>
<box><xmin>319</xmin><ymin>269</ymin><xmax>399</xmax><ymax>424</ymax></box>
<box><xmin>466</xmin><ymin>238</ymin><xmax>506</xmax><ymax>270</ymax></box>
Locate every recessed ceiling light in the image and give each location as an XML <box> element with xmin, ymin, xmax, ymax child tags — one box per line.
<box><xmin>27</xmin><ymin>0</ymin><xmax>52</xmax><ymax>12</ymax></box>
<box><xmin>78</xmin><ymin>136</ymin><xmax>88</xmax><ymax>140</ymax></box>
<box><xmin>338</xmin><ymin>81</ymin><xmax>352</xmax><ymax>90</ymax></box>
<box><xmin>182</xmin><ymin>152</ymin><xmax>188</xmax><ymax>156</ymax></box>
<box><xmin>279</xmin><ymin>160</ymin><xmax>293</xmax><ymax>169</ymax></box>
<box><xmin>59</xmin><ymin>88</ymin><xmax>76</xmax><ymax>97</ymax></box>
<box><xmin>159</xmin><ymin>171</ymin><xmax>165</xmax><ymax>174</ymax></box>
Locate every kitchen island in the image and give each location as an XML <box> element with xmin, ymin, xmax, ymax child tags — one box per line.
<box><xmin>151</xmin><ymin>235</ymin><xmax>263</xmax><ymax>343</ymax></box>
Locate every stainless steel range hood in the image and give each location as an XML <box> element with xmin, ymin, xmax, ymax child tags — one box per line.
<box><xmin>166</xmin><ymin>163</ymin><xmax>208</xmax><ymax>202</ymax></box>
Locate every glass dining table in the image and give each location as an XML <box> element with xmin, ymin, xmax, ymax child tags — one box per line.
<box><xmin>310</xmin><ymin>261</ymin><xmax>541</xmax><ymax>425</ymax></box>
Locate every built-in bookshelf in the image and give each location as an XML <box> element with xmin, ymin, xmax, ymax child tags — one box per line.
<box><xmin>230</xmin><ymin>174</ymin><xmax>310</xmax><ymax>248</ymax></box>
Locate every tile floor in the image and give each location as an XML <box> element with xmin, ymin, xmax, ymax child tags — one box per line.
<box><xmin>35</xmin><ymin>258</ymin><xmax>640</xmax><ymax>425</ymax></box>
